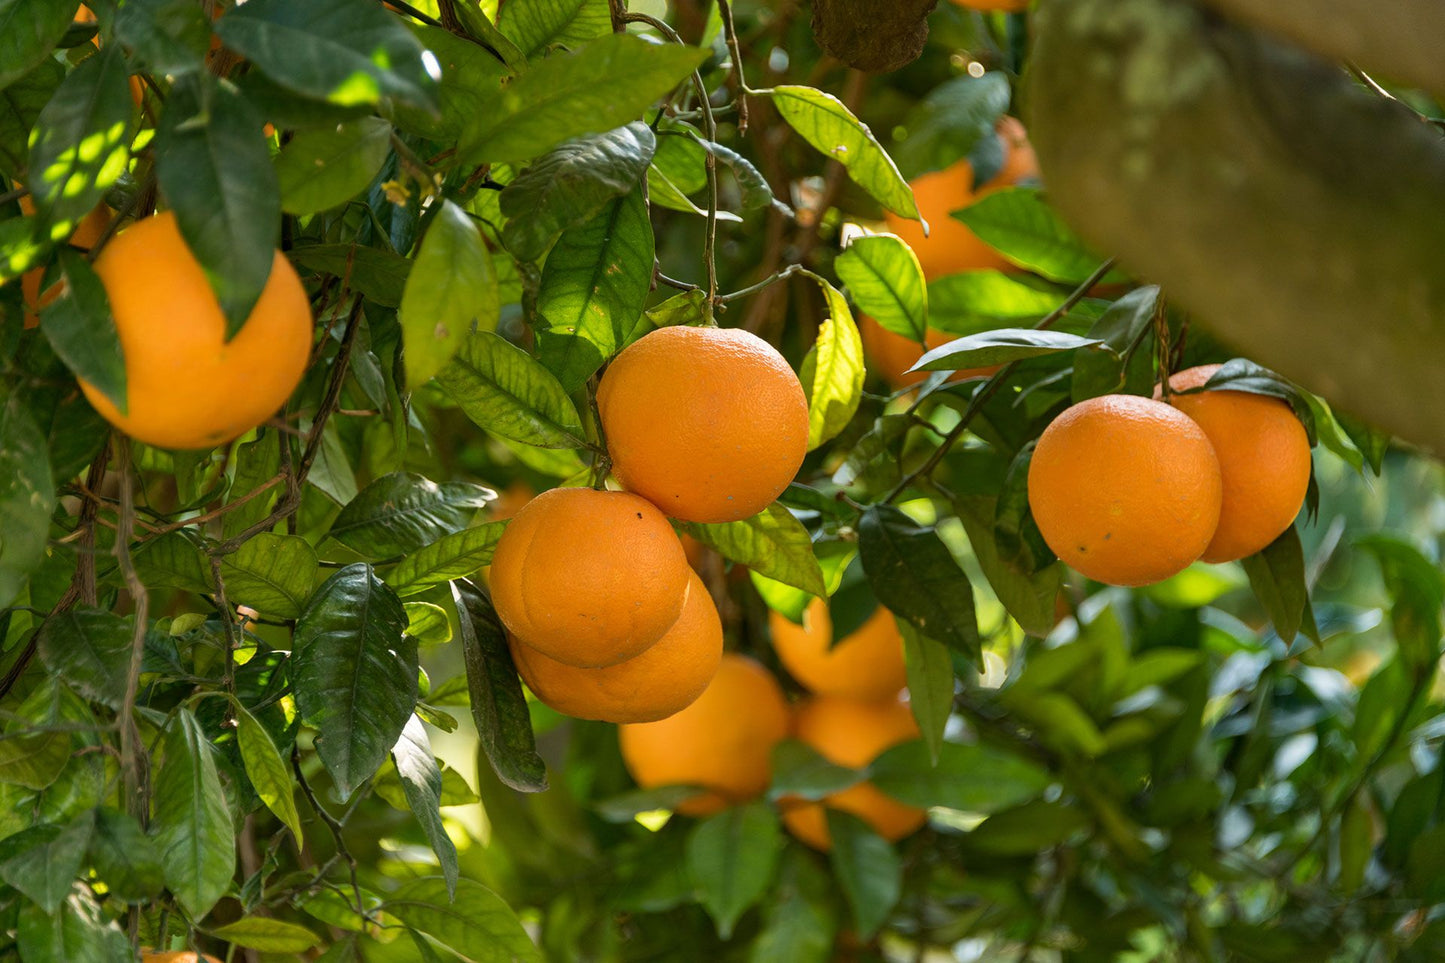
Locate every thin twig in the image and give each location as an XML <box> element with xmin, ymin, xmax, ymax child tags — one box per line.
<box><xmin>716</xmin><ymin>0</ymin><xmax>749</xmax><ymax>132</ymax></box>
<box><xmin>113</xmin><ymin>437</ymin><xmax>152</xmax><ymax>826</ymax></box>
<box><xmin>292</xmin><ymin>747</ymin><xmax>365</xmax><ymax>915</ymax></box>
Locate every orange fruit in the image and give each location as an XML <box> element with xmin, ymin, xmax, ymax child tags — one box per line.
<box><xmin>510</xmin><ymin>571</ymin><xmax>723</xmax><ymax>723</ymax></box>
<box><xmin>1157</xmin><ymin>364</ymin><xmax>1311</xmax><ymax>563</ymax></box>
<box><xmin>142</xmin><ymin>953</ymin><xmax>222</xmax><ymax>963</ymax></box>
<box><xmin>80</xmin><ymin>212</ymin><xmax>312</xmax><ymax>449</ymax></box>
<box><xmin>489</xmin><ymin>487</ymin><xmax>691</xmax><ymax>668</ymax></box>
<box><xmin>951</xmin><ymin>0</ymin><xmax>1031</xmax><ymax>12</ymax></box>
<box><xmin>769</xmin><ymin>597</ymin><xmax>908</xmax><ymax>700</ymax></box>
<box><xmin>19</xmin><ymin>198</ymin><xmax>111</xmax><ymax>328</ymax></box>
<box><xmin>619</xmin><ymin>653</ymin><xmax>789</xmax><ymax>816</ymax></box>
<box><xmin>884</xmin><ymin>117</ymin><xmax>1040</xmax><ymax>281</ymax></box>
<box><xmin>597</xmin><ymin>325</ymin><xmax>809</xmax><ymax>524</ymax></box>
<box><xmin>1027</xmin><ymin>394</ymin><xmax>1222</xmax><ymax>586</ymax></box>
<box><xmin>779</xmin><ymin>694</ymin><xmax>927</xmax><ymax>851</ymax></box>
<box><xmin>858</xmin><ymin>315</ymin><xmax>1000</xmax><ymax>389</ymax></box>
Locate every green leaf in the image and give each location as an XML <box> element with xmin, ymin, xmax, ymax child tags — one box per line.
<box><xmin>967</xmin><ymin>799</ymin><xmax>1091</xmax><ymax>855</ymax></box>
<box><xmin>214</xmin><ymin>0</ymin><xmax>437</xmax><ymax>109</ymax></box>
<box><xmin>593</xmin><ymin>784</ymin><xmax>704</xmax><ymax>822</ymax></box>
<box><xmin>869</xmin><ymin>740</ymin><xmax>1051</xmax><ymax>812</ymax></box>
<box><xmin>209</xmin><ymin>917</ymin><xmax>321</xmax><ymax>953</ymax></box>
<box><xmin>15</xmin><ymin>884</ymin><xmax>129</xmax><ymax>963</ymax></box>
<box><xmin>1010</xmin><ymin>691</ymin><xmax>1106</xmax><ymax>757</ymax></box>
<box><xmin>498</xmin><ymin>0</ymin><xmax>610</xmax><ymax>58</ymax></box>
<box><xmin>954</xmin><ymin>187</ymin><xmax>1114</xmax><ymax>284</ymax></box>
<box><xmin>155</xmin><ymin>73</ymin><xmax>280</xmax><ymax>337</ymax></box>
<box><xmin>35</xmin><ymin>607</ymin><xmax>130</xmax><ymax>708</ymax></box>
<box><xmin>953</xmin><ymin>494</ymin><xmax>1062</xmax><ymax>637</ymax></box>
<box><xmin>692</xmin><ymin>135</ymin><xmax>779</xmax><ymax>212</ymax></box>
<box><xmin>900</xmin><ymin>622</ymin><xmax>952</xmax><ymax>765</ymax></box>
<box><xmin>234</xmin><ymin>702</ymin><xmax>304</xmax><ymax>848</ymax></box>
<box><xmin>404</xmin><ymin>601</ymin><xmax>451</xmax><ymax>646</ymax></box>
<box><xmin>220</xmin><ymin>531</ymin><xmax>319</xmax><ymax>619</ymax></box>
<box><xmin>1338</xmin><ymin>794</ymin><xmax>1370</xmax><ymax>895</ymax></box>
<box><xmin>748</xmin><ymin>849</ymin><xmax>837</xmax><ymax>963</ymax></box>
<box><xmin>436</xmin><ymin>330</ymin><xmax>587</xmax><ymax>448</ymax></box>
<box><xmin>858</xmin><ymin>505</ymin><xmax>980</xmax><ymax>662</ymax></box>
<box><xmin>384</xmin><ymin>876</ymin><xmax>543</xmax><ymax>963</ymax></box>
<box><xmin>500</xmin><ymin>122</ymin><xmax>656</xmax><ymax>262</ymax></box>
<box><xmin>392</xmin><ymin>714</ymin><xmax>459</xmax><ymax>897</ymax></box>
<box><xmin>1182</xmin><ymin>359</ymin><xmax>1319</xmax><ymax>446</ymax></box>
<box><xmin>0</xmin><ymin>0</ymin><xmax>79</xmax><ymax>91</ymax></box>
<box><xmin>452</xmin><ymin>579</ymin><xmax>547</xmax><ymax>793</ymax></box>
<box><xmin>1336</xmin><ymin>411</ymin><xmax>1389</xmax><ymax>475</ymax></box>
<box><xmin>891</xmin><ymin>72</ymin><xmax>1010</xmax><ymax>181</ymax></box>
<box><xmin>801</xmin><ymin>275</ymin><xmax>865</xmax><ymax>451</ymax></box>
<box><xmin>1071</xmin><ymin>285</ymin><xmax>1159</xmax><ymax>402</ymax></box>
<box><xmin>680</xmin><ymin>504</ymin><xmax>826</xmax><ymax>597</ymax></box>
<box><xmin>401</xmin><ymin>199</ymin><xmax>500</xmax><ymax>388</ymax></box>
<box><xmin>1353</xmin><ymin>657</ymin><xmax>1409</xmax><ymax>762</ymax></box>
<box><xmin>687</xmin><ymin>802</ymin><xmax>781</xmax><ymax>940</ymax></box>
<box><xmin>767</xmin><ymin>739</ymin><xmax>864</xmax><ymax>801</ymax></box>
<box><xmin>835</xmin><ymin>234</ymin><xmax>926</xmax><ymax>342</ymax></box>
<box><xmin>648</xmin><ymin>130</ymin><xmax>709</xmax><ymax>213</ymax></box>
<box><xmin>462</xmin><ymin>33</ymin><xmax>706</xmax><ymax>164</ymax></box>
<box><xmin>330</xmin><ymin>471</ymin><xmax>493</xmax><ymax>559</ymax></box>
<box><xmin>767</xmin><ymin>85</ymin><xmax>916</xmax><ymax>219</ymax></box>
<box><xmin>387</xmin><ymin>522</ymin><xmax>508</xmax><ymax>597</ymax></box>
<box><xmin>535</xmin><ymin>185</ymin><xmax>653</xmax><ymax>392</ymax></box>
<box><xmin>291</xmin><ymin>243</ymin><xmax>412</xmax><ymax>307</ymax></box>
<box><xmin>292</xmin><ymin>563</ymin><xmax>418</xmax><ymax>800</ymax></box>
<box><xmin>826</xmin><ymin>811</ymin><xmax>901</xmax><ymax>940</ymax></box>
<box><xmin>150</xmin><ymin>708</ymin><xmax>236</xmax><ymax>919</ymax></box>
<box><xmin>25</xmin><ymin>47</ymin><xmax>133</xmax><ymax>241</ymax></box>
<box><xmin>87</xmin><ymin>808</ymin><xmax>164</xmax><ymax>902</ymax></box>
<box><xmin>928</xmin><ymin>270</ymin><xmax>1069</xmax><ymax>334</ymax></box>
<box><xmin>276</xmin><ymin>116</ymin><xmax>392</xmax><ymax>215</ymax></box>
<box><xmin>0</xmin><ymin>818</ymin><xmax>92</xmax><ymax>913</ymax></box>
<box><xmin>0</xmin><ymin>58</ymin><xmax>64</xmax><ymax>180</ymax></box>
<box><xmin>1356</xmin><ymin>533</ymin><xmax>1445</xmax><ymax>672</ymax></box>
<box><xmin>38</xmin><ymin>249</ymin><xmax>124</xmax><ymax>412</ymax></box>
<box><xmin>132</xmin><ymin>530</ymin><xmax>212</xmax><ymax>594</ymax></box>
<box><xmin>1239</xmin><ymin>525</ymin><xmax>1310</xmax><ymax>646</ymax></box>
<box><xmin>628</xmin><ymin>287</ymin><xmax>710</xmax><ymax>346</ymax></box>
<box><xmin>913</xmin><ymin>328</ymin><xmax>1102</xmax><ymax>372</ymax></box>
<box><xmin>114</xmin><ymin>0</ymin><xmax>211</xmax><ymax>75</ymax></box>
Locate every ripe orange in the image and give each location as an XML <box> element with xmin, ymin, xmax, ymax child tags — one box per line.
<box><xmin>510</xmin><ymin>571</ymin><xmax>723</xmax><ymax>723</ymax></box>
<box><xmin>1027</xmin><ymin>394</ymin><xmax>1222</xmax><ymax>586</ymax></box>
<box><xmin>142</xmin><ymin>953</ymin><xmax>222</xmax><ymax>963</ymax></box>
<box><xmin>489</xmin><ymin>487</ymin><xmax>691</xmax><ymax>668</ymax></box>
<box><xmin>19</xmin><ymin>197</ymin><xmax>111</xmax><ymax>328</ymax></box>
<box><xmin>779</xmin><ymin>694</ymin><xmax>927</xmax><ymax>851</ymax></box>
<box><xmin>1158</xmin><ymin>364</ymin><xmax>1311</xmax><ymax>563</ymax></box>
<box><xmin>769</xmin><ymin>598</ymin><xmax>908</xmax><ymax>700</ymax></box>
<box><xmin>81</xmin><ymin>212</ymin><xmax>312</xmax><ymax>450</ymax></box>
<box><xmin>597</xmin><ymin>325</ymin><xmax>809</xmax><ymax>524</ymax></box>
<box><xmin>884</xmin><ymin>116</ymin><xmax>1039</xmax><ymax>281</ymax></box>
<box><xmin>619</xmin><ymin>653</ymin><xmax>790</xmax><ymax>816</ymax></box>
<box><xmin>858</xmin><ymin>315</ymin><xmax>1000</xmax><ymax>389</ymax></box>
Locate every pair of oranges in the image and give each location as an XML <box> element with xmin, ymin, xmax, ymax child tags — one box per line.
<box><xmin>492</xmin><ymin>324</ymin><xmax>811</xmax><ymax>724</ymax></box>
<box><xmin>619</xmin><ymin>597</ymin><xmax>927</xmax><ymax>852</ymax></box>
<box><xmin>1028</xmin><ymin>365</ymin><xmax>1313</xmax><ymax>586</ymax></box>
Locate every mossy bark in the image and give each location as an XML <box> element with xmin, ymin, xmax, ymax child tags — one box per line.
<box><xmin>1026</xmin><ymin>0</ymin><xmax>1445</xmax><ymax>453</ymax></box>
<box><xmin>809</xmin><ymin>0</ymin><xmax>939</xmax><ymax>74</ymax></box>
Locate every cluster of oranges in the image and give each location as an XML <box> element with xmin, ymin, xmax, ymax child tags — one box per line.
<box><xmin>490</xmin><ymin>325</ymin><xmax>810</xmax><ymax>723</ymax></box>
<box><xmin>618</xmin><ymin>597</ymin><xmax>927</xmax><ymax>852</ymax></box>
<box><xmin>1028</xmin><ymin>365</ymin><xmax>1313</xmax><ymax>586</ymax></box>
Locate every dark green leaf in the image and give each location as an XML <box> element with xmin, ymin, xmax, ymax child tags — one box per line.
<box><xmin>826</xmin><ymin>810</ymin><xmax>901</xmax><ymax>940</ymax></box>
<box><xmin>891</xmin><ymin>72</ymin><xmax>1009</xmax><ymax>180</ymax></box>
<box><xmin>858</xmin><ymin>505</ymin><xmax>979</xmax><ymax>661</ymax></box>
<box><xmin>767</xmin><ymin>739</ymin><xmax>865</xmax><ymax>801</ymax></box>
<box><xmin>900</xmin><ymin>622</ymin><xmax>952</xmax><ymax>765</ymax></box>
<box><xmin>132</xmin><ymin>530</ymin><xmax>211</xmax><ymax>594</ymax></box>
<box><xmin>437</xmin><ymin>330</ymin><xmax>588</xmax><ymax>449</ymax></box>
<box><xmin>150</xmin><ymin>708</ymin><xmax>236</xmax><ymax>918</ymax></box>
<box><xmin>693</xmin><ymin>136</ymin><xmax>778</xmax><ymax>212</ymax></box>
<box><xmin>1240</xmin><ymin>526</ymin><xmax>1309</xmax><ymax>646</ymax></box>
<box><xmin>330</xmin><ymin>471</ymin><xmax>493</xmax><ymax>559</ymax></box>
<box><xmin>220</xmin><ymin>531</ymin><xmax>318</xmax><ymax>619</ymax></box>
<box><xmin>687</xmin><ymin>802</ymin><xmax>781</xmax><ymax>940</ymax></box>
<box><xmin>391</xmin><ymin>714</ymin><xmax>458</xmax><ymax>897</ymax></box>
<box><xmin>401</xmin><ymin>199</ymin><xmax>500</xmax><ymax>388</ymax></box>
<box><xmin>114</xmin><ymin>0</ymin><xmax>210</xmax><ymax>75</ymax></box>
<box><xmin>445</xmin><ymin>0</ymin><xmax>526</xmax><ymax>75</ymax></box>
<box><xmin>453</xmin><ymin>579</ymin><xmax>547</xmax><ymax>793</ymax></box>
<box><xmin>384</xmin><ymin>876</ymin><xmax>543</xmax><ymax>963</ymax></box>
<box><xmin>208</xmin><ymin>917</ymin><xmax>320</xmax><ymax>953</ymax></box>
<box><xmin>1070</xmin><ymin>285</ymin><xmax>1158</xmax><ymax>401</ymax></box>
<box><xmin>535</xmin><ymin>185</ymin><xmax>653</xmax><ymax>392</ymax></box>
<box><xmin>992</xmin><ymin>442</ymin><xmax>1056</xmax><ymax>577</ymax></box>
<box><xmin>215</xmin><ymin>0</ymin><xmax>437</xmax><ymax>109</ymax></box>
<box><xmin>1178</xmin><ymin>358</ymin><xmax>1318</xmax><ymax>445</ymax></box>
<box><xmin>954</xmin><ymin>187</ymin><xmax>1116</xmax><ymax>284</ymax></box>
<box><xmin>292</xmin><ymin>563</ymin><xmax>418</xmax><ymax>799</ymax></box>
<box><xmin>928</xmin><ymin>270</ymin><xmax>1068</xmax><ymax>333</ymax></box>
<box><xmin>913</xmin><ymin>328</ymin><xmax>1102</xmax><ymax>373</ymax></box>
<box><xmin>155</xmin><ymin>73</ymin><xmax>280</xmax><ymax>337</ymax></box>
<box><xmin>953</xmin><ymin>494</ymin><xmax>1062</xmax><ymax>637</ymax></box>
<box><xmin>463</xmin><ymin>33</ymin><xmax>707</xmax><ymax>164</ymax></box>
<box><xmin>748</xmin><ymin>848</ymin><xmax>837</xmax><ymax>963</ymax></box>
<box><xmin>681</xmin><ymin>504</ymin><xmax>826</xmax><ymax>597</ymax></box>
<box><xmin>35</xmin><ymin>607</ymin><xmax>129</xmax><ymax>708</ymax></box>
<box><xmin>87</xmin><ymin>807</ymin><xmax>163</xmax><ymax>902</ymax></box>
<box><xmin>276</xmin><ymin>116</ymin><xmax>392</xmax><ymax>215</ymax></box>
<box><xmin>0</xmin><ymin>817</ymin><xmax>92</xmax><ymax>913</ymax></box>
<box><xmin>0</xmin><ymin>58</ymin><xmax>64</xmax><ymax>180</ymax></box>
<box><xmin>497</xmin><ymin>0</ymin><xmax>610</xmax><ymax>58</ymax></box>
<box><xmin>386</xmin><ymin>521</ymin><xmax>507</xmax><ymax>597</ymax></box>
<box><xmin>967</xmin><ymin>799</ymin><xmax>1091</xmax><ymax>855</ymax></box>
<box><xmin>291</xmin><ymin>243</ymin><xmax>411</xmax><ymax>307</ymax></box>
<box><xmin>234</xmin><ymin>702</ymin><xmax>303</xmax><ymax>847</ymax></box>
<box><xmin>1356</xmin><ymin>533</ymin><xmax>1445</xmax><ymax>672</ymax></box>
<box><xmin>1353</xmin><ymin>656</ymin><xmax>1410</xmax><ymax>761</ymax></box>
<box><xmin>15</xmin><ymin>884</ymin><xmax>129</xmax><ymax>963</ymax></box>
<box><xmin>768</xmin><ymin>85</ymin><xmax>916</xmax><ymax>219</ymax></box>
<box><xmin>389</xmin><ymin>23</ymin><xmax>506</xmax><ymax>142</ymax></box>
<box><xmin>870</xmin><ymin>740</ymin><xmax>1050</xmax><ymax>812</ymax></box>
<box><xmin>1338</xmin><ymin>794</ymin><xmax>1369</xmax><ymax>895</ymax></box>
<box><xmin>38</xmin><ymin>249</ymin><xmax>124</xmax><ymax>411</ymax></box>
<box><xmin>0</xmin><ymin>0</ymin><xmax>79</xmax><ymax>91</ymax></box>
<box><xmin>1336</xmin><ymin>411</ymin><xmax>1389</xmax><ymax>475</ymax></box>
<box><xmin>500</xmin><ymin>122</ymin><xmax>656</xmax><ymax>262</ymax></box>
<box><xmin>801</xmin><ymin>276</ymin><xmax>864</xmax><ymax>451</ymax></box>
<box><xmin>835</xmin><ymin>233</ymin><xmax>926</xmax><ymax>342</ymax></box>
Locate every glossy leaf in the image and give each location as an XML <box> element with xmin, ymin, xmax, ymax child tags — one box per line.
<box><xmin>291</xmin><ymin>564</ymin><xmax>418</xmax><ymax>799</ymax></box>
<box><xmin>687</xmin><ymin>802</ymin><xmax>781</xmax><ymax>939</ymax></box>
<box><xmin>694</xmin><ymin>136</ymin><xmax>779</xmax><ymax>212</ymax></box>
<box><xmin>858</xmin><ymin>505</ymin><xmax>980</xmax><ymax>661</ymax></box>
<box><xmin>1239</xmin><ymin>525</ymin><xmax>1310</xmax><ymax>646</ymax></box>
<box><xmin>15</xmin><ymin>884</ymin><xmax>129</xmax><ymax>963</ymax></box>
<box><xmin>276</xmin><ymin>116</ymin><xmax>392</xmax><ymax>215</ymax></box>
<box><xmin>900</xmin><ymin>622</ymin><xmax>952</xmax><ymax>764</ymax></box>
<box><xmin>401</xmin><ymin>199</ymin><xmax>500</xmax><ymax>388</ymax></box>
<box><xmin>913</xmin><ymin>328</ymin><xmax>1102</xmax><ymax>373</ymax></box>
<box><xmin>498</xmin><ymin>0</ymin><xmax>610</xmax><ymax>58</ymax></box>
<box><xmin>0</xmin><ymin>817</ymin><xmax>92</xmax><ymax>913</ymax></box>
<box><xmin>150</xmin><ymin>708</ymin><xmax>236</xmax><ymax>919</ymax></box>
<box><xmin>35</xmin><ymin>607</ymin><xmax>129</xmax><ymax>708</ymax></box>
<box><xmin>392</xmin><ymin>715</ymin><xmax>459</xmax><ymax>896</ymax></box>
<box><xmin>291</xmin><ymin>243</ymin><xmax>411</xmax><ymax>307</ymax></box>
<box><xmin>436</xmin><ymin>331</ymin><xmax>587</xmax><ymax>449</ymax></box>
<box><xmin>220</xmin><ymin>531</ymin><xmax>319</xmax><ymax>619</ymax></box>
<box><xmin>954</xmin><ymin>187</ymin><xmax>1116</xmax><ymax>284</ymax></box>
<box><xmin>87</xmin><ymin>808</ymin><xmax>163</xmax><ymax>903</ymax></box>
<box><xmin>835</xmin><ymin>233</ymin><xmax>926</xmax><ymax>342</ymax></box>
<box><xmin>891</xmin><ymin>71</ymin><xmax>1010</xmax><ymax>180</ymax></box>
<box><xmin>928</xmin><ymin>270</ymin><xmax>1069</xmax><ymax>334</ymax></box>
<box><xmin>0</xmin><ymin>58</ymin><xmax>64</xmax><ymax>180</ymax></box>
<box><xmin>209</xmin><ymin>917</ymin><xmax>322</xmax><ymax>953</ymax></box>
<box><xmin>869</xmin><ymin>740</ymin><xmax>1051</xmax><ymax>812</ymax></box>
<box><xmin>681</xmin><ymin>505</ymin><xmax>826</xmax><ymax>597</ymax></box>
<box><xmin>114</xmin><ymin>0</ymin><xmax>211</xmax><ymax>75</ymax></box>
<box><xmin>453</xmin><ymin>579</ymin><xmax>547</xmax><ymax>793</ymax></box>
<box><xmin>0</xmin><ymin>0</ymin><xmax>79</xmax><ymax>93</ymax></box>
<box><xmin>1071</xmin><ymin>285</ymin><xmax>1159</xmax><ymax>402</ymax></box>
<box><xmin>330</xmin><ymin>471</ymin><xmax>494</xmax><ymax>559</ymax></box>
<box><xmin>954</xmin><ymin>494</ymin><xmax>1062</xmax><ymax>637</ymax></box>
<box><xmin>827</xmin><ymin>811</ymin><xmax>901</xmax><ymax>940</ymax></box>
<box><xmin>404</xmin><ymin>601</ymin><xmax>451</xmax><ymax>645</ymax></box>
<box><xmin>235</xmin><ymin>702</ymin><xmax>304</xmax><ymax>848</ymax></box>
<box><xmin>802</xmin><ymin>276</ymin><xmax>865</xmax><ymax>450</ymax></box>
<box><xmin>387</xmin><ymin>521</ymin><xmax>508</xmax><ymax>597</ymax></box>
<box><xmin>38</xmin><ymin>249</ymin><xmax>123</xmax><ymax>411</ymax></box>
<box><xmin>384</xmin><ymin>876</ymin><xmax>543</xmax><ymax>963</ymax></box>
